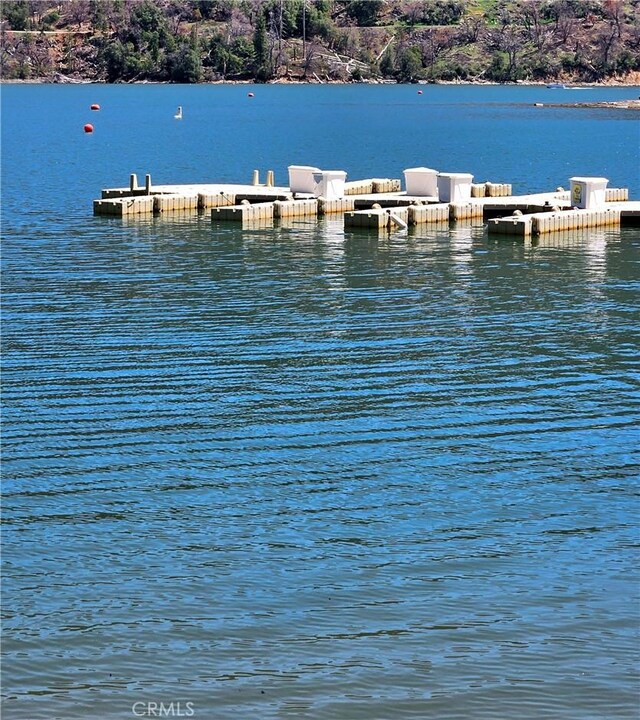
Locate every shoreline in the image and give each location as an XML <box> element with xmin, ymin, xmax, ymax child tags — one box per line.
<box><xmin>3</xmin><ymin>77</ymin><xmax>640</xmax><ymax>88</ymax></box>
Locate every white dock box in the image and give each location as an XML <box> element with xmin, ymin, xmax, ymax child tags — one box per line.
<box><xmin>288</xmin><ymin>165</ymin><xmax>321</xmax><ymax>194</ymax></box>
<box><xmin>312</xmin><ymin>170</ymin><xmax>347</xmax><ymax>200</ymax></box>
<box><xmin>570</xmin><ymin>176</ymin><xmax>608</xmax><ymax>209</ymax></box>
<box><xmin>437</xmin><ymin>172</ymin><xmax>474</xmax><ymax>202</ymax></box>
<box><xmin>403</xmin><ymin>167</ymin><xmax>438</xmax><ymax>197</ymax></box>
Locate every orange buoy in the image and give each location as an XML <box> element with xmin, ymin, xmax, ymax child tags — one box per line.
<box><xmin>248</xmin><ymin>92</ymin><xmax>254</xmax><ymax>98</ymax></box>
<box><xmin>84</xmin><ymin>123</ymin><xmax>94</xmax><ymax>133</ymax></box>
<box><xmin>90</xmin><ymin>103</ymin><xmax>100</xmax><ymax>110</ymax></box>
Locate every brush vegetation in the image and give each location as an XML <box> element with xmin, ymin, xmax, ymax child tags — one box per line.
<box><xmin>1</xmin><ymin>0</ymin><xmax>639</xmax><ymax>84</ymax></box>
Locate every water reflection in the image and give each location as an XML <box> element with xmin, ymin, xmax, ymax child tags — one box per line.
<box><xmin>584</xmin><ymin>230</ymin><xmax>608</xmax><ymax>283</ymax></box>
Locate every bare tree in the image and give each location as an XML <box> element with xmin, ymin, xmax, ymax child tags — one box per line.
<box><xmin>66</xmin><ymin>0</ymin><xmax>90</xmax><ymax>29</ymax></box>
<box><xmin>418</xmin><ymin>27</ymin><xmax>451</xmax><ymax>78</ymax></box>
<box><xmin>456</xmin><ymin>14</ymin><xmax>486</xmax><ymax>44</ymax></box>
<box><xmin>604</xmin><ymin>0</ymin><xmax>625</xmax><ymax>38</ymax></box>
<box><xmin>230</xmin><ymin>5</ymin><xmax>252</xmax><ymax>38</ymax></box>
<box><xmin>629</xmin><ymin>15</ymin><xmax>640</xmax><ymax>49</ymax></box>
<box><xmin>167</xmin><ymin>13</ymin><xmax>182</xmax><ymax>34</ymax></box>
<box><xmin>487</xmin><ymin>23</ymin><xmax>524</xmax><ymax>79</ymax></box>
<box><xmin>519</xmin><ymin>0</ymin><xmax>553</xmax><ymax>50</ymax></box>
<box><xmin>302</xmin><ymin>39</ymin><xmax>321</xmax><ymax>78</ymax></box>
<box><xmin>29</xmin><ymin>36</ymin><xmax>54</xmax><ymax>76</ymax></box>
<box><xmin>554</xmin><ymin>12</ymin><xmax>576</xmax><ymax>44</ymax></box>
<box><xmin>596</xmin><ymin>23</ymin><xmax>620</xmax><ymax>66</ymax></box>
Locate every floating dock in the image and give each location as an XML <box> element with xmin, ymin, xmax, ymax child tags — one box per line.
<box><xmin>93</xmin><ymin>171</ymin><xmax>638</xmax><ymax>236</ymax></box>
<box><xmin>488</xmin><ymin>206</ymin><xmax>625</xmax><ymax>237</ymax></box>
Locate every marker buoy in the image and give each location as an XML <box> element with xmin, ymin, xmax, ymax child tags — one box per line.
<box><xmin>84</xmin><ymin>123</ymin><xmax>94</xmax><ymax>133</ymax></box>
<box><xmin>418</xmin><ymin>90</ymin><xmax>423</xmax><ymax>95</ymax></box>
<box><xmin>90</xmin><ymin>103</ymin><xmax>100</xmax><ymax>110</ymax></box>
<box><xmin>248</xmin><ymin>92</ymin><xmax>254</xmax><ymax>98</ymax></box>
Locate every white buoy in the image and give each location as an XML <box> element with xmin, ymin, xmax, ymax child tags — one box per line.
<box><xmin>174</xmin><ymin>106</ymin><xmax>183</xmax><ymax>119</ymax></box>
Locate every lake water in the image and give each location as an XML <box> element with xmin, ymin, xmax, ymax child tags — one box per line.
<box><xmin>2</xmin><ymin>83</ymin><xmax>639</xmax><ymax>719</ymax></box>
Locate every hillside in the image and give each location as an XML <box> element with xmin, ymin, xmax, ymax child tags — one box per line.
<box><xmin>1</xmin><ymin>0</ymin><xmax>639</xmax><ymax>84</ymax></box>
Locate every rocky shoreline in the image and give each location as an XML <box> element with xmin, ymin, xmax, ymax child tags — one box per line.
<box><xmin>3</xmin><ymin>71</ymin><xmax>640</xmax><ymax>90</ymax></box>
<box><xmin>540</xmin><ymin>99</ymin><xmax>640</xmax><ymax>110</ymax></box>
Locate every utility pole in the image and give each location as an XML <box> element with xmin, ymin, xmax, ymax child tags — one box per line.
<box><xmin>302</xmin><ymin>0</ymin><xmax>306</xmax><ymax>58</ymax></box>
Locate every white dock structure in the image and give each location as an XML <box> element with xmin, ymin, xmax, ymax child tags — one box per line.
<box><xmin>93</xmin><ymin>169</ymin><xmax>637</xmax><ymax>236</ymax></box>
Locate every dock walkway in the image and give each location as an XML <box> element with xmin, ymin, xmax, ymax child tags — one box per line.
<box><xmin>93</xmin><ymin>174</ymin><xmax>637</xmax><ymax>236</ymax></box>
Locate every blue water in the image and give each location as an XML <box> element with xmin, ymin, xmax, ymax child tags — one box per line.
<box><xmin>2</xmin><ymin>83</ymin><xmax>640</xmax><ymax>720</ymax></box>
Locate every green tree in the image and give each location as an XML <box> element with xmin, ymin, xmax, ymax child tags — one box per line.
<box><xmin>101</xmin><ymin>39</ymin><xmax>128</xmax><ymax>81</ymax></box>
<box><xmin>130</xmin><ymin>1</ymin><xmax>166</xmax><ymax>34</ymax></box>
<box><xmin>306</xmin><ymin>4</ymin><xmax>333</xmax><ymax>39</ymax></box>
<box><xmin>99</xmin><ymin>0</ymin><xmax>176</xmax><ymax>81</ymax></box>
<box><xmin>379</xmin><ymin>48</ymin><xmax>396</xmax><ymax>77</ymax></box>
<box><xmin>397</xmin><ymin>45</ymin><xmax>423</xmax><ymax>81</ymax></box>
<box><xmin>263</xmin><ymin>0</ymin><xmax>303</xmax><ymax>38</ymax></box>
<box><xmin>205</xmin><ymin>32</ymin><xmax>253</xmax><ymax>78</ymax></box>
<box><xmin>228</xmin><ymin>36</ymin><xmax>254</xmax><ymax>74</ymax></box>
<box><xmin>41</xmin><ymin>10</ymin><xmax>60</xmax><ymax>30</ymax></box>
<box><xmin>344</xmin><ymin>0</ymin><xmax>383</xmax><ymax>26</ymax></box>
<box><xmin>486</xmin><ymin>51</ymin><xmax>509</xmax><ymax>81</ymax></box>
<box><xmin>253</xmin><ymin>8</ymin><xmax>272</xmax><ymax>80</ymax></box>
<box><xmin>167</xmin><ymin>43</ymin><xmax>203</xmax><ymax>82</ymax></box>
<box><xmin>197</xmin><ymin>0</ymin><xmax>235</xmax><ymax>21</ymax></box>
<box><xmin>283</xmin><ymin>0</ymin><xmax>302</xmax><ymax>38</ymax></box>
<box><xmin>1</xmin><ymin>1</ymin><xmax>29</xmax><ymax>30</ymax></box>
<box><xmin>89</xmin><ymin>0</ymin><xmax>108</xmax><ymax>33</ymax></box>
<box><xmin>407</xmin><ymin>0</ymin><xmax>465</xmax><ymax>26</ymax></box>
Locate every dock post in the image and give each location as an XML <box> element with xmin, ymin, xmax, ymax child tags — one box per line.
<box><xmin>252</xmin><ymin>170</ymin><xmax>260</xmax><ymax>186</ymax></box>
<box><xmin>144</xmin><ymin>174</ymin><xmax>152</xmax><ymax>195</ymax></box>
<box><xmin>266</xmin><ymin>170</ymin><xmax>274</xmax><ymax>187</ymax></box>
<box><xmin>130</xmin><ymin>174</ymin><xmax>139</xmax><ymax>192</ymax></box>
